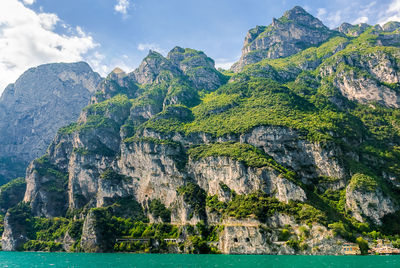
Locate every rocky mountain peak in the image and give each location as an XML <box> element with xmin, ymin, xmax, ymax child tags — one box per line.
<box><xmin>128</xmin><ymin>47</ymin><xmax>226</xmax><ymax>91</ymax></box>
<box><xmin>336</xmin><ymin>22</ymin><xmax>370</xmax><ymax>37</ymax></box>
<box><xmin>382</xmin><ymin>21</ymin><xmax>400</xmax><ymax>32</ymax></box>
<box><xmin>167</xmin><ymin>47</ymin><xmax>215</xmax><ymax>70</ymax></box>
<box><xmin>111</xmin><ymin>67</ymin><xmax>125</xmax><ymax>74</ymax></box>
<box><xmin>131</xmin><ymin>50</ymin><xmax>180</xmax><ymax>84</ymax></box>
<box><xmin>0</xmin><ymin>62</ymin><xmax>101</xmax><ymax>184</ymax></box>
<box><xmin>282</xmin><ymin>6</ymin><xmax>326</xmax><ymax>28</ymax></box>
<box><xmin>169</xmin><ymin>46</ymin><xmax>185</xmax><ymax>54</ymax></box>
<box><xmin>107</xmin><ymin>67</ymin><xmax>127</xmax><ymax>84</ymax></box>
<box><xmin>231</xmin><ymin>6</ymin><xmax>333</xmax><ymax>72</ymax></box>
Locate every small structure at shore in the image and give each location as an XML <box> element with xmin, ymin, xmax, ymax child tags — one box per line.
<box><xmin>163</xmin><ymin>238</ymin><xmax>183</xmax><ymax>243</ymax></box>
<box><xmin>369</xmin><ymin>240</ymin><xmax>400</xmax><ymax>255</ymax></box>
<box><xmin>116</xmin><ymin>237</ymin><xmax>151</xmax><ymax>243</ymax></box>
<box><xmin>342</xmin><ymin>243</ymin><xmax>361</xmax><ymax>255</ymax></box>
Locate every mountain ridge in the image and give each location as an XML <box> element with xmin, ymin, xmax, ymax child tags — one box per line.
<box><xmin>0</xmin><ymin>62</ymin><xmax>102</xmax><ymax>185</ymax></box>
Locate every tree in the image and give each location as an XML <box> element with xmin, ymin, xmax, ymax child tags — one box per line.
<box><xmin>356</xmin><ymin>237</ymin><xmax>369</xmax><ymax>255</ymax></box>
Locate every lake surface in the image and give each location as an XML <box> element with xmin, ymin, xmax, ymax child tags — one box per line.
<box><xmin>0</xmin><ymin>252</ymin><xmax>399</xmax><ymax>268</ymax></box>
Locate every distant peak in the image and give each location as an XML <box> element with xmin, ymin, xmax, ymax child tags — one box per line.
<box><xmin>382</xmin><ymin>21</ymin><xmax>400</xmax><ymax>32</ymax></box>
<box><xmin>169</xmin><ymin>46</ymin><xmax>185</xmax><ymax>54</ymax></box>
<box><xmin>284</xmin><ymin>6</ymin><xmax>310</xmax><ymax>18</ymax></box>
<box><xmin>290</xmin><ymin>6</ymin><xmax>307</xmax><ymax>12</ymax></box>
<box><xmin>144</xmin><ymin>50</ymin><xmax>164</xmax><ymax>60</ymax></box>
<box><xmin>279</xmin><ymin>5</ymin><xmax>327</xmax><ymax>29</ymax></box>
<box><xmin>111</xmin><ymin>67</ymin><xmax>125</xmax><ymax>74</ymax></box>
<box><xmin>148</xmin><ymin>50</ymin><xmax>162</xmax><ymax>56</ymax></box>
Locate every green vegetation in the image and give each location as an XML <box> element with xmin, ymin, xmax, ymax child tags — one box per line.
<box><xmin>348</xmin><ymin>173</ymin><xmax>378</xmax><ymax>192</ymax></box>
<box><xmin>356</xmin><ymin>237</ymin><xmax>369</xmax><ymax>255</ymax></box>
<box><xmin>206</xmin><ymin>191</ymin><xmax>327</xmax><ymax>225</ymax></box>
<box><xmin>184</xmin><ymin>78</ymin><xmax>359</xmax><ymax>143</ymax></box>
<box><xmin>189</xmin><ymin>142</ymin><xmax>274</xmax><ymax>168</ymax></box>
<box><xmin>177</xmin><ymin>183</ymin><xmax>206</xmax><ymax>219</ymax></box>
<box><xmin>149</xmin><ymin>199</ymin><xmax>171</xmax><ymax>223</ymax></box>
<box><xmin>278</xmin><ymin>229</ymin><xmax>291</xmax><ymax>241</ymax></box>
<box><xmin>100</xmin><ymin>169</ymin><xmax>131</xmax><ymax>183</ymax></box>
<box><xmin>0</xmin><ymin>214</ymin><xmax>3</xmax><ymax>237</ymax></box>
<box><xmin>0</xmin><ymin>177</ymin><xmax>26</xmax><ymax>213</ymax></box>
<box><xmin>58</xmin><ymin>94</ymin><xmax>131</xmax><ymax>135</ymax></box>
<box><xmin>123</xmin><ymin>136</ymin><xmax>180</xmax><ymax>147</ymax></box>
<box><xmin>23</xmin><ymin>241</ymin><xmax>63</xmax><ymax>252</ymax></box>
<box><xmin>240</xmin><ymin>36</ymin><xmax>349</xmax><ymax>78</ymax></box>
<box><xmin>0</xmin><ymin>157</ymin><xmax>26</xmax><ymax>185</ymax></box>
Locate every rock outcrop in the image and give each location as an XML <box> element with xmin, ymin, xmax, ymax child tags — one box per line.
<box><xmin>336</xmin><ymin>23</ymin><xmax>370</xmax><ymax>37</ymax></box>
<box><xmin>319</xmin><ymin>48</ymin><xmax>400</xmax><ymax>108</ymax></box>
<box><xmin>1</xmin><ymin>205</ymin><xmax>31</xmax><ymax>251</ymax></box>
<box><xmin>345</xmin><ymin>174</ymin><xmax>398</xmax><ymax>225</ymax></box>
<box><xmin>231</xmin><ymin>6</ymin><xmax>333</xmax><ymax>72</ymax></box>
<box><xmin>80</xmin><ymin>209</ymin><xmax>115</xmax><ymax>253</ymax></box>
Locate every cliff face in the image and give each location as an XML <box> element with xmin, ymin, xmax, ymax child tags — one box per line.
<box><xmin>4</xmin><ymin>6</ymin><xmax>400</xmax><ymax>254</ymax></box>
<box><xmin>0</xmin><ymin>62</ymin><xmax>101</xmax><ymax>184</ymax></box>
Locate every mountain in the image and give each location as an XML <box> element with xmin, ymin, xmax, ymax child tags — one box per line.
<box><xmin>0</xmin><ymin>62</ymin><xmax>101</xmax><ymax>184</ymax></box>
<box><xmin>3</xmin><ymin>6</ymin><xmax>400</xmax><ymax>255</ymax></box>
<box><xmin>231</xmin><ymin>6</ymin><xmax>333</xmax><ymax>72</ymax></box>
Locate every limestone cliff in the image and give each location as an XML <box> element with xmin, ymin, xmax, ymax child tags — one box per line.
<box><xmin>0</xmin><ymin>62</ymin><xmax>101</xmax><ymax>184</ymax></box>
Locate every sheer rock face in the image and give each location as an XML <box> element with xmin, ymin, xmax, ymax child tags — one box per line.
<box><xmin>188</xmin><ymin>156</ymin><xmax>306</xmax><ymax>203</ymax></box>
<box><xmin>319</xmin><ymin>49</ymin><xmax>400</xmax><ymax>108</ymax></box>
<box><xmin>1</xmin><ymin>210</ymin><xmax>29</xmax><ymax>251</ymax></box>
<box><xmin>231</xmin><ymin>6</ymin><xmax>333</xmax><ymax>72</ymax></box>
<box><xmin>346</xmin><ymin>185</ymin><xmax>398</xmax><ymax>225</ymax></box>
<box><xmin>80</xmin><ymin>209</ymin><xmax>116</xmax><ymax>253</ymax></box>
<box><xmin>218</xmin><ymin>217</ymin><xmax>343</xmax><ymax>255</ymax></box>
<box><xmin>23</xmin><ymin>110</ymin><xmax>342</xmax><ymax>219</ymax></box>
<box><xmin>336</xmin><ymin>22</ymin><xmax>370</xmax><ymax>37</ymax></box>
<box><xmin>0</xmin><ymin>62</ymin><xmax>101</xmax><ymax>184</ymax></box>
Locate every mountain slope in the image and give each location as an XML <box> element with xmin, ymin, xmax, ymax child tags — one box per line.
<box><xmin>0</xmin><ymin>62</ymin><xmax>101</xmax><ymax>184</ymax></box>
<box><xmin>231</xmin><ymin>6</ymin><xmax>334</xmax><ymax>72</ymax></box>
<box><xmin>3</xmin><ymin>7</ymin><xmax>400</xmax><ymax>255</ymax></box>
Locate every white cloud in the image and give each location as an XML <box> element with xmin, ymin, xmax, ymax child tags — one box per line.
<box><xmin>327</xmin><ymin>10</ymin><xmax>343</xmax><ymax>27</ymax></box>
<box><xmin>137</xmin><ymin>43</ymin><xmax>167</xmax><ymax>54</ymax></box>
<box><xmin>215</xmin><ymin>61</ymin><xmax>235</xmax><ymax>70</ymax></box>
<box><xmin>0</xmin><ymin>0</ymin><xmax>98</xmax><ymax>94</ymax></box>
<box><xmin>22</xmin><ymin>0</ymin><xmax>35</xmax><ymax>5</ymax></box>
<box><xmin>378</xmin><ymin>0</ymin><xmax>400</xmax><ymax>25</ymax></box>
<box><xmin>352</xmin><ymin>16</ymin><xmax>369</xmax><ymax>24</ymax></box>
<box><xmin>114</xmin><ymin>0</ymin><xmax>130</xmax><ymax>15</ymax></box>
<box><xmin>317</xmin><ymin>8</ymin><xmax>327</xmax><ymax>18</ymax></box>
<box><xmin>38</xmin><ymin>13</ymin><xmax>59</xmax><ymax>30</ymax></box>
<box><xmin>315</xmin><ymin>1</ymin><xmax>377</xmax><ymax>28</ymax></box>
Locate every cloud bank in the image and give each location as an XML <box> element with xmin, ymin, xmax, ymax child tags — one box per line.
<box><xmin>137</xmin><ymin>43</ymin><xmax>167</xmax><ymax>54</ymax></box>
<box><xmin>0</xmin><ymin>0</ymin><xmax>98</xmax><ymax>94</ymax></box>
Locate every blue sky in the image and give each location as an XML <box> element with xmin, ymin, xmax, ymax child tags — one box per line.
<box><xmin>1</xmin><ymin>0</ymin><xmax>400</xmax><ymax>93</ymax></box>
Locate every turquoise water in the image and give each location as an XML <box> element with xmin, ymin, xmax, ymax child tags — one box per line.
<box><xmin>0</xmin><ymin>252</ymin><xmax>400</xmax><ymax>268</ymax></box>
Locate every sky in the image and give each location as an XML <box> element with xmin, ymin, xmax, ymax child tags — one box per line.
<box><xmin>1</xmin><ymin>0</ymin><xmax>400</xmax><ymax>94</ymax></box>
